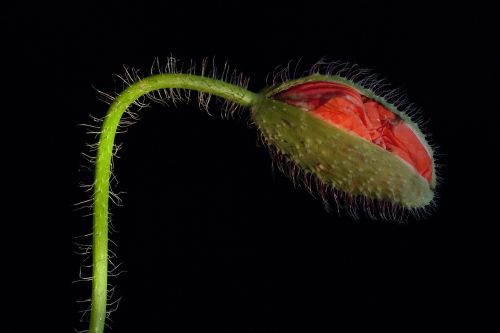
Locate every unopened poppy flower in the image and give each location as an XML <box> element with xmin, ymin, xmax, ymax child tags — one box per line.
<box><xmin>83</xmin><ymin>58</ymin><xmax>441</xmax><ymax>333</ymax></box>
<box><xmin>251</xmin><ymin>74</ymin><xmax>436</xmax><ymax>215</ymax></box>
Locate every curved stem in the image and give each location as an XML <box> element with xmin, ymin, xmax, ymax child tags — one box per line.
<box><xmin>89</xmin><ymin>74</ymin><xmax>260</xmax><ymax>333</ymax></box>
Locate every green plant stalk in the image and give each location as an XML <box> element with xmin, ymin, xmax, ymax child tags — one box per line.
<box><xmin>90</xmin><ymin>74</ymin><xmax>260</xmax><ymax>333</ymax></box>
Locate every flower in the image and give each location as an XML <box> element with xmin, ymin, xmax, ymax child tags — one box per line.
<box><xmin>251</xmin><ymin>74</ymin><xmax>436</xmax><ymax>212</ymax></box>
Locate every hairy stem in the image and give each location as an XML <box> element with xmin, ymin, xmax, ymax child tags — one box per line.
<box><xmin>90</xmin><ymin>74</ymin><xmax>260</xmax><ymax>333</ymax></box>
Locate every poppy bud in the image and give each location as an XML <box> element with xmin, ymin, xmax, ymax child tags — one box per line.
<box><xmin>251</xmin><ymin>74</ymin><xmax>436</xmax><ymax>213</ymax></box>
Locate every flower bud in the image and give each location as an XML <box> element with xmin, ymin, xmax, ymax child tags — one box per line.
<box><xmin>251</xmin><ymin>75</ymin><xmax>436</xmax><ymax>211</ymax></box>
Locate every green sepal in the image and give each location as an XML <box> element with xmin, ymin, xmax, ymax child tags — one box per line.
<box><xmin>251</xmin><ymin>97</ymin><xmax>434</xmax><ymax>208</ymax></box>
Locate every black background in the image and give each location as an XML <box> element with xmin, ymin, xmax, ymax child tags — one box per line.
<box><xmin>8</xmin><ymin>1</ymin><xmax>499</xmax><ymax>332</ymax></box>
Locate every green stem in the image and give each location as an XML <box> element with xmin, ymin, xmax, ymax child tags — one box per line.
<box><xmin>90</xmin><ymin>74</ymin><xmax>260</xmax><ymax>333</ymax></box>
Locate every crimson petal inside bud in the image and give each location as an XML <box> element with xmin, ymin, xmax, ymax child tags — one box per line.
<box><xmin>273</xmin><ymin>81</ymin><xmax>433</xmax><ymax>183</ymax></box>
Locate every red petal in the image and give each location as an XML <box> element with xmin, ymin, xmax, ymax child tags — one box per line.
<box><xmin>273</xmin><ymin>81</ymin><xmax>433</xmax><ymax>183</ymax></box>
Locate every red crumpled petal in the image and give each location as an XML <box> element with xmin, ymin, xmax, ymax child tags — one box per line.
<box><xmin>273</xmin><ymin>81</ymin><xmax>433</xmax><ymax>182</ymax></box>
